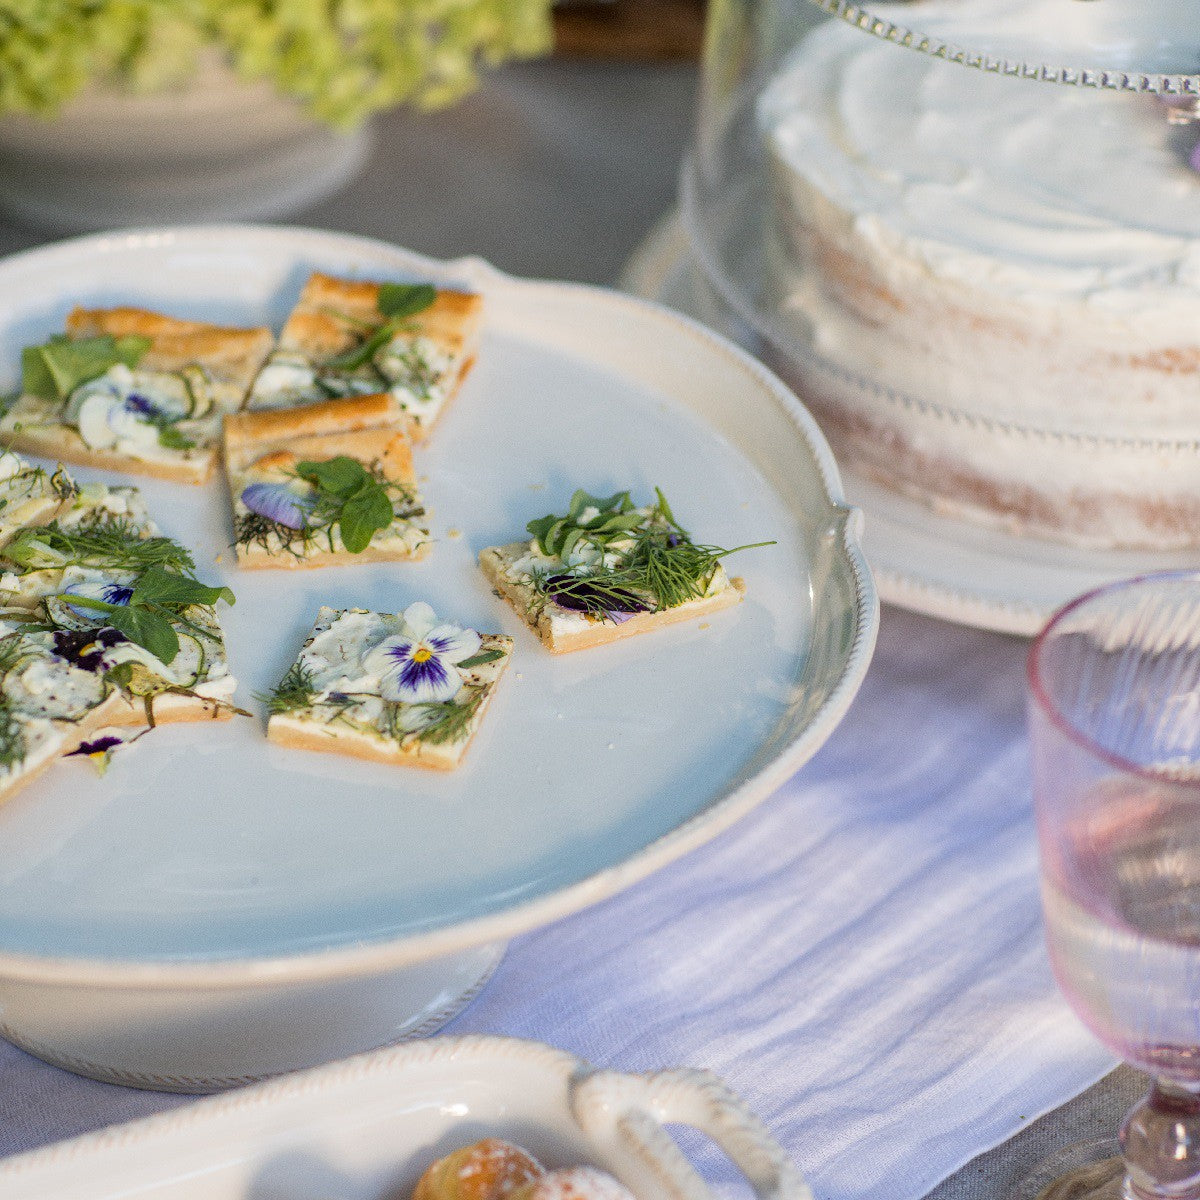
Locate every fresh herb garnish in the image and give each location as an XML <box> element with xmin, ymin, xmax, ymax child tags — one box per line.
<box><xmin>294</xmin><ymin>456</ymin><xmax>393</xmax><ymax>553</ymax></box>
<box><xmin>456</xmin><ymin>649</ymin><xmax>506</xmax><ymax>669</ymax></box>
<box><xmin>150</xmin><ymin>418</ymin><xmax>195</xmax><ymax>451</ymax></box>
<box><xmin>391</xmin><ymin>690</ymin><xmax>483</xmax><ymax>746</ymax></box>
<box><xmin>236</xmin><ymin>457</ymin><xmax>417</xmax><ymax>557</ymax></box>
<box><xmin>323</xmin><ymin>283</ymin><xmax>436</xmax><ymax>372</ymax></box>
<box><xmin>22</xmin><ymin>334</ymin><xmax>151</xmax><ymax>404</ymax></box>
<box><xmin>260</xmin><ymin>660</ymin><xmax>317</xmax><ymax>715</ymax></box>
<box><xmin>526</xmin><ymin>487</ymin><xmax>773</xmax><ymax>620</ymax></box>
<box><xmin>0</xmin><ymin>699</ymin><xmax>25</xmax><ymax>771</ymax></box>
<box><xmin>55</xmin><ymin>565</ymin><xmax>234</xmax><ymax>665</ymax></box>
<box><xmin>5</xmin><ymin>521</ymin><xmax>195</xmax><ymax>575</ymax></box>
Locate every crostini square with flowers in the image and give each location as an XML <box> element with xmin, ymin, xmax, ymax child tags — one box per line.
<box><xmin>0</xmin><ymin>306</ymin><xmax>273</xmax><ymax>485</ymax></box>
<box><xmin>0</xmin><ymin>453</ymin><xmax>243</xmax><ymax>804</ymax></box>
<box><xmin>479</xmin><ymin>487</ymin><xmax>769</xmax><ymax>653</ymax></box>
<box><xmin>223</xmin><ymin>393</ymin><xmax>431</xmax><ymax>569</ymax></box>
<box><xmin>244</xmin><ymin>272</ymin><xmax>481</xmax><ymax>442</ymax></box>
<box><xmin>265</xmin><ymin>602</ymin><xmax>512</xmax><ymax>771</ymax></box>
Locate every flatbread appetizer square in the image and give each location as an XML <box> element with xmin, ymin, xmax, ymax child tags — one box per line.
<box><xmin>480</xmin><ymin>488</ymin><xmax>768</xmax><ymax>653</ymax></box>
<box><xmin>1</xmin><ymin>306</ymin><xmax>273</xmax><ymax>484</ymax></box>
<box><xmin>0</xmin><ymin>543</ymin><xmax>241</xmax><ymax>807</ymax></box>
<box><xmin>265</xmin><ymin>602</ymin><xmax>512</xmax><ymax>771</ymax></box>
<box><xmin>0</xmin><ymin>493</ymin><xmax>242</xmax><ymax>736</ymax></box>
<box><xmin>224</xmin><ymin>394</ymin><xmax>431</xmax><ymax>569</ymax></box>
<box><xmin>245</xmin><ymin>272</ymin><xmax>481</xmax><ymax>441</ymax></box>
<box><xmin>0</xmin><ymin>450</ymin><xmax>80</xmax><ymax>547</ymax></box>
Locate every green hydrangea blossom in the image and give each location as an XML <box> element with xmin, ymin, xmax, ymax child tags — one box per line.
<box><xmin>0</xmin><ymin>0</ymin><xmax>553</xmax><ymax>128</ymax></box>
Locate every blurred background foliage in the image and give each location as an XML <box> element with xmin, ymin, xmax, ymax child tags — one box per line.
<box><xmin>0</xmin><ymin>0</ymin><xmax>554</xmax><ymax>127</ymax></box>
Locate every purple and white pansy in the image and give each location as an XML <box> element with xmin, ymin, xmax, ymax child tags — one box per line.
<box><xmin>62</xmin><ymin>577</ymin><xmax>134</xmax><ymax>617</ymax></box>
<box><xmin>67</xmin><ymin>365</ymin><xmax>188</xmax><ymax>452</ymax></box>
<box><xmin>240</xmin><ymin>481</ymin><xmax>316</xmax><ymax>530</ymax></box>
<box><xmin>361</xmin><ymin>601</ymin><xmax>481</xmax><ymax>704</ymax></box>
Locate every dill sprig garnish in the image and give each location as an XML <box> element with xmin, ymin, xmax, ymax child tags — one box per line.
<box><xmin>392</xmin><ymin>689</ymin><xmax>483</xmax><ymax>746</ymax></box>
<box><xmin>260</xmin><ymin>661</ymin><xmax>317</xmax><ymax>715</ymax></box>
<box><xmin>0</xmin><ymin>700</ymin><xmax>25</xmax><ymax>771</ymax></box>
<box><xmin>234</xmin><ymin>509</ymin><xmax>321</xmax><ymax>562</ymax></box>
<box><xmin>527</xmin><ymin>487</ymin><xmax>772</xmax><ymax>621</ymax></box>
<box><xmin>4</xmin><ymin>520</ymin><xmax>195</xmax><ymax>575</ymax></box>
<box><xmin>0</xmin><ymin>633</ymin><xmax>35</xmax><ymax>771</ymax></box>
<box><xmin>0</xmin><ymin>631</ymin><xmax>31</xmax><ymax>677</ymax></box>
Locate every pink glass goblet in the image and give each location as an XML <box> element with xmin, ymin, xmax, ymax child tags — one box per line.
<box><xmin>1028</xmin><ymin>572</ymin><xmax>1200</xmax><ymax>1200</ymax></box>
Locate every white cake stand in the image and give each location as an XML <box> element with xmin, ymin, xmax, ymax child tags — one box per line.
<box><xmin>0</xmin><ymin>225</ymin><xmax>876</xmax><ymax>1091</ymax></box>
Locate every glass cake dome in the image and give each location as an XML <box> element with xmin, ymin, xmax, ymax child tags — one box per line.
<box><xmin>677</xmin><ymin>0</ymin><xmax>1200</xmax><ymax>565</ymax></box>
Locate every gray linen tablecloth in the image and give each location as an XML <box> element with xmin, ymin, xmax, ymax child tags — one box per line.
<box><xmin>0</xmin><ymin>56</ymin><xmax>1137</xmax><ymax>1200</ymax></box>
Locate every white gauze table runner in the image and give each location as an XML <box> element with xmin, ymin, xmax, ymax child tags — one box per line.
<box><xmin>0</xmin><ymin>607</ymin><xmax>1116</xmax><ymax>1200</ymax></box>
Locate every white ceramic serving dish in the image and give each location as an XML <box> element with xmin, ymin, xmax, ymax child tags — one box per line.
<box><xmin>0</xmin><ymin>1034</ymin><xmax>812</xmax><ymax>1200</ymax></box>
<box><xmin>0</xmin><ymin>226</ymin><xmax>877</xmax><ymax>1088</ymax></box>
<box><xmin>0</xmin><ymin>54</ymin><xmax>369</xmax><ymax>232</ymax></box>
<box><xmin>622</xmin><ymin>214</ymin><xmax>1200</xmax><ymax>637</ymax></box>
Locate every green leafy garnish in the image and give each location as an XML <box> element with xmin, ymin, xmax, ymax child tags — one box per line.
<box><xmin>527</xmin><ymin>489</ymin><xmax>645</xmax><ymax>559</ymax></box>
<box><xmin>5</xmin><ymin>521</ymin><xmax>195</xmax><ymax>575</ymax></box>
<box><xmin>378</xmin><ymin>283</ymin><xmax>438</xmax><ymax>319</ymax></box>
<box><xmin>259</xmin><ymin>660</ymin><xmax>317</xmax><ymax>716</ymax></box>
<box><xmin>322</xmin><ymin>283</ymin><xmax>436</xmax><ymax>372</ymax></box>
<box><xmin>525</xmin><ymin>487</ymin><xmax>773</xmax><ymax>619</ymax></box>
<box><xmin>294</xmin><ymin>456</ymin><xmax>395</xmax><ymax>553</ymax></box>
<box><xmin>21</xmin><ymin>334</ymin><xmax>151</xmax><ymax>403</ymax></box>
<box><xmin>0</xmin><ymin>699</ymin><xmax>25</xmax><ymax>772</ymax></box>
<box><xmin>154</xmin><ymin>423</ymin><xmax>196</xmax><ymax>451</ymax></box>
<box><xmin>393</xmin><ymin>690</ymin><xmax>483</xmax><ymax>746</ymax></box>
<box><xmin>56</xmin><ymin>564</ymin><xmax>234</xmax><ymax>665</ymax></box>
<box><xmin>456</xmin><ymin>649</ymin><xmax>505</xmax><ymax>669</ymax></box>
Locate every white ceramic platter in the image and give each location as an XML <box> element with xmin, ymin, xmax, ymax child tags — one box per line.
<box><xmin>0</xmin><ymin>1035</ymin><xmax>811</xmax><ymax>1200</ymax></box>
<box><xmin>621</xmin><ymin>213</ymin><xmax>1200</xmax><ymax>638</ymax></box>
<box><xmin>0</xmin><ymin>227</ymin><xmax>875</xmax><ymax>1084</ymax></box>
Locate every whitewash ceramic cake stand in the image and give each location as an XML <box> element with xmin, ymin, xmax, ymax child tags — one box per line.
<box><xmin>0</xmin><ymin>1035</ymin><xmax>812</xmax><ymax>1200</ymax></box>
<box><xmin>0</xmin><ymin>226</ymin><xmax>877</xmax><ymax>1091</ymax></box>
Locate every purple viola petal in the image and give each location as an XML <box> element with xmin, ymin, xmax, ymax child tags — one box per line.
<box><xmin>124</xmin><ymin>393</ymin><xmax>158</xmax><ymax>417</ymax></box>
<box><xmin>52</xmin><ymin>627</ymin><xmax>129</xmax><ymax>671</ymax></box>
<box><xmin>544</xmin><ymin>573</ymin><xmax>649</xmax><ymax>619</ymax></box>
<box><xmin>397</xmin><ymin>653</ymin><xmax>452</xmax><ymax>695</ymax></box>
<box><xmin>68</xmin><ymin>735</ymin><xmax>125</xmax><ymax>757</ymax></box>
<box><xmin>241</xmin><ymin>482</ymin><xmax>314</xmax><ymax>530</ymax></box>
<box><xmin>382</xmin><ymin>638</ymin><xmax>417</xmax><ymax>665</ymax></box>
<box><xmin>63</xmin><ymin>581</ymin><xmax>134</xmax><ymax>620</ymax></box>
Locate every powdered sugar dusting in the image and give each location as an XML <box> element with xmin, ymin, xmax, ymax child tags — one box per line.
<box><xmin>518</xmin><ymin>1167</ymin><xmax>636</xmax><ymax>1200</ymax></box>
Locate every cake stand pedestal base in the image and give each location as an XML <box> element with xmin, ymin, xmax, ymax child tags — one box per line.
<box><xmin>0</xmin><ymin>942</ymin><xmax>505</xmax><ymax>1092</ymax></box>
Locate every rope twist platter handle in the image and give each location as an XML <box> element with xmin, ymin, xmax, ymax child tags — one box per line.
<box><xmin>571</xmin><ymin>1067</ymin><xmax>812</xmax><ymax>1200</ymax></box>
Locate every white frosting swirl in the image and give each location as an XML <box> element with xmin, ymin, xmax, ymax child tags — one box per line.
<box><xmin>761</xmin><ymin>2</ymin><xmax>1200</xmax><ymax>320</ymax></box>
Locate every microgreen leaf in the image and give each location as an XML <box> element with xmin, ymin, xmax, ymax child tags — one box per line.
<box><xmin>377</xmin><ymin>283</ymin><xmax>437</xmax><ymax>319</ymax></box>
<box><xmin>132</xmin><ymin>565</ymin><xmax>235</xmax><ymax>610</ymax></box>
<box><xmin>293</xmin><ymin>457</ymin><xmax>396</xmax><ymax>554</ymax></box>
<box><xmin>321</xmin><ymin>284</ymin><xmax>436</xmax><ymax>373</ymax></box>
<box><xmin>21</xmin><ymin>334</ymin><xmax>151</xmax><ymax>403</ymax></box>
<box><xmin>456</xmin><ymin>649</ymin><xmax>506</xmax><ymax>669</ymax></box>
<box><xmin>296</xmin><ymin>456</ymin><xmax>369</xmax><ymax>497</ymax></box>
<box><xmin>156</xmin><ymin>425</ymin><xmax>195</xmax><ymax>450</ymax></box>
<box><xmin>103</xmin><ymin>605</ymin><xmax>180</xmax><ymax>665</ymax></box>
<box><xmin>339</xmin><ymin>484</ymin><xmax>394</xmax><ymax>553</ymax></box>
<box><xmin>525</xmin><ymin>486</ymin><xmax>774</xmax><ymax>618</ymax></box>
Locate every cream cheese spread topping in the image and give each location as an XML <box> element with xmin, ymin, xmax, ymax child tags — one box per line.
<box><xmin>65</xmin><ymin>364</ymin><xmax>205</xmax><ymax>459</ymax></box>
<box><xmin>4</xmin><ymin>654</ymin><xmax>106</xmax><ymax>721</ymax></box>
